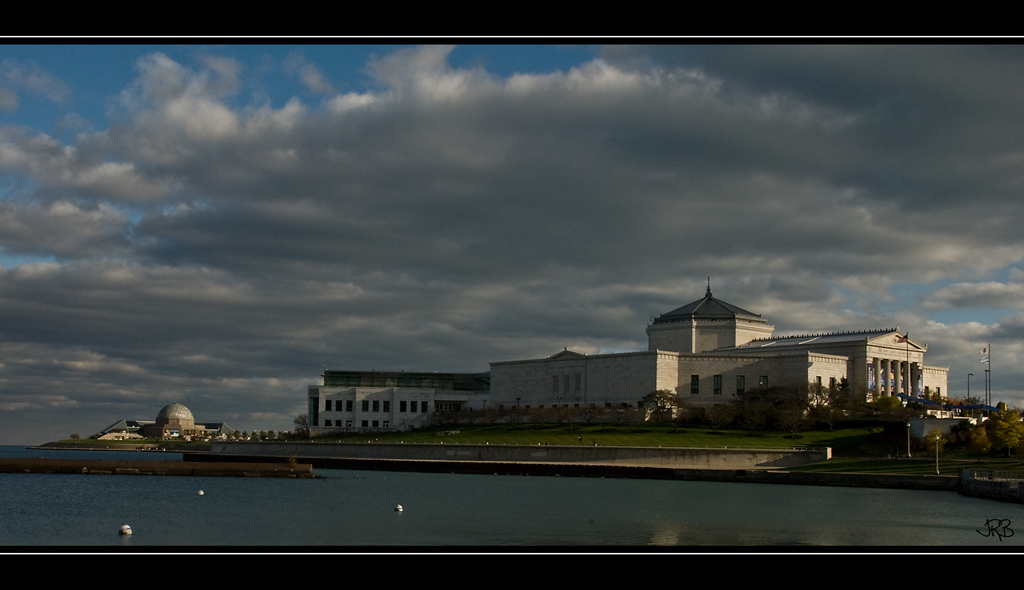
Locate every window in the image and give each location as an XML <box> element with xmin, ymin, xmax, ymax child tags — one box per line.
<box><xmin>691</xmin><ymin>375</ymin><xmax>700</xmax><ymax>395</ymax></box>
<box><xmin>324</xmin><ymin>400</ymin><xmax>332</xmax><ymax>411</ymax></box>
<box><xmin>383</xmin><ymin>401</ymin><xmax>390</xmax><ymax>412</ymax></box>
<box><xmin>816</xmin><ymin>376</ymin><xmax>823</xmax><ymax>388</ymax></box>
<box><xmin>362</xmin><ymin>400</ymin><xmax>369</xmax><ymax>412</ymax></box>
<box><xmin>760</xmin><ymin>376</ymin><xmax>769</xmax><ymax>390</ymax></box>
<box><xmin>575</xmin><ymin>373</ymin><xmax>581</xmax><ymax>392</ymax></box>
<box><xmin>346</xmin><ymin>400</ymin><xmax>353</xmax><ymax>412</ymax></box>
<box><xmin>361</xmin><ymin>420</ymin><xmax>368</xmax><ymax>427</ymax></box>
<box><xmin>410</xmin><ymin>401</ymin><xmax>418</xmax><ymax>413</ymax></box>
<box><xmin>346</xmin><ymin>420</ymin><xmax>352</xmax><ymax>428</ymax></box>
<box><xmin>714</xmin><ymin>375</ymin><xmax>722</xmax><ymax>395</ymax></box>
<box><xmin>400</xmin><ymin>401</ymin><xmax>407</xmax><ymax>412</ymax></box>
<box><xmin>324</xmin><ymin>419</ymin><xmax>332</xmax><ymax>427</ymax></box>
<box><xmin>372</xmin><ymin>420</ymin><xmax>379</xmax><ymax>427</ymax></box>
<box><xmin>372</xmin><ymin>400</ymin><xmax>379</xmax><ymax>412</ymax></box>
<box><xmin>736</xmin><ymin>375</ymin><xmax>745</xmax><ymax>395</ymax></box>
<box><xmin>564</xmin><ymin>375</ymin><xmax>570</xmax><ymax>394</ymax></box>
<box><xmin>829</xmin><ymin>377</ymin><xmax>836</xmax><ymax>391</ymax></box>
<box><xmin>383</xmin><ymin>421</ymin><xmax>389</xmax><ymax>428</ymax></box>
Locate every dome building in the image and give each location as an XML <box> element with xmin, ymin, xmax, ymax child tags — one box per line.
<box><xmin>97</xmin><ymin>402</ymin><xmax>235</xmax><ymax>440</ymax></box>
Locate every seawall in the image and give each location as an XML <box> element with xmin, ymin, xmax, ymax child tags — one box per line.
<box><xmin>203</xmin><ymin>441</ymin><xmax>831</xmax><ymax>469</ymax></box>
<box><xmin>188</xmin><ymin>441</ymin><xmax>970</xmax><ymax>493</ymax></box>
<box><xmin>0</xmin><ymin>457</ymin><xmax>315</xmax><ymax>478</ymax></box>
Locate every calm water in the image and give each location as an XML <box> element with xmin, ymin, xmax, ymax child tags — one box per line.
<box><xmin>1</xmin><ymin>446</ymin><xmax>1021</xmax><ymax>547</ymax></box>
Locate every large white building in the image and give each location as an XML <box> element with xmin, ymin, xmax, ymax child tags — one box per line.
<box><xmin>488</xmin><ymin>286</ymin><xmax>947</xmax><ymax>412</ymax></box>
<box><xmin>307</xmin><ymin>287</ymin><xmax>948</xmax><ymax>432</ymax></box>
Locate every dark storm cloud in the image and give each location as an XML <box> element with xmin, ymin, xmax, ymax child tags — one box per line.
<box><xmin>2</xmin><ymin>45</ymin><xmax>1024</xmax><ymax>442</ymax></box>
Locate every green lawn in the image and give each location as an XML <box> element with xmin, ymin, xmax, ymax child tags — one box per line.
<box><xmin>787</xmin><ymin>456</ymin><xmax>1024</xmax><ymax>475</ymax></box>
<box><xmin>308</xmin><ymin>423</ymin><xmax>879</xmax><ymax>450</ymax></box>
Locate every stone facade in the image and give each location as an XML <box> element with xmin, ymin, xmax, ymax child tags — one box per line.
<box><xmin>310</xmin><ymin>288</ymin><xmax>950</xmax><ymax>431</ymax></box>
<box><xmin>487</xmin><ymin>289</ymin><xmax>948</xmax><ymax>411</ymax></box>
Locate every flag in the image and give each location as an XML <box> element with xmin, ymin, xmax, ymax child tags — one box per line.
<box><xmin>896</xmin><ymin>336</ymin><xmax>908</xmax><ymax>343</ymax></box>
<box><xmin>980</xmin><ymin>347</ymin><xmax>990</xmax><ymax>364</ymax></box>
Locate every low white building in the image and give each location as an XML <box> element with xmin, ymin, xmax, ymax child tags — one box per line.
<box><xmin>307</xmin><ymin>371</ymin><xmax>489</xmax><ymax>435</ymax></box>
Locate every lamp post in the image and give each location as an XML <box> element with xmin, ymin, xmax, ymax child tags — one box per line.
<box><xmin>906</xmin><ymin>422</ymin><xmax>912</xmax><ymax>458</ymax></box>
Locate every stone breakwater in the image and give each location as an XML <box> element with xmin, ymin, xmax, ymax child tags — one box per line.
<box><xmin>0</xmin><ymin>457</ymin><xmax>315</xmax><ymax>478</ymax></box>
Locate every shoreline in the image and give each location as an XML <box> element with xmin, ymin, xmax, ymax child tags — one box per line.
<box><xmin>0</xmin><ymin>457</ymin><xmax>316</xmax><ymax>478</ymax></box>
<box><xmin>184</xmin><ymin>451</ymin><xmax>960</xmax><ymax>491</ymax></box>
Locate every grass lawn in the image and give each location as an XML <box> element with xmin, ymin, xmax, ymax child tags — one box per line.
<box><xmin>307</xmin><ymin>423</ymin><xmax>879</xmax><ymax>450</ymax></box>
<box><xmin>787</xmin><ymin>456</ymin><xmax>1024</xmax><ymax>476</ymax></box>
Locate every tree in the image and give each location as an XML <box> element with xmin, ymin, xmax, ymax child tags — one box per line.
<box><xmin>640</xmin><ymin>390</ymin><xmax>677</xmax><ymax>423</ymax></box>
<box><xmin>969</xmin><ymin>424</ymin><xmax>992</xmax><ymax>457</ymax></box>
<box><xmin>707</xmin><ymin>403</ymin><xmax>735</xmax><ymax>432</ymax></box>
<box><xmin>925</xmin><ymin>427</ymin><xmax>946</xmax><ymax>455</ymax></box>
<box><xmin>294</xmin><ymin>414</ymin><xmax>309</xmax><ymax>436</ymax></box>
<box><xmin>990</xmin><ymin>409</ymin><xmax>1024</xmax><ymax>457</ymax></box>
<box><xmin>775</xmin><ymin>401</ymin><xmax>807</xmax><ymax>437</ymax></box>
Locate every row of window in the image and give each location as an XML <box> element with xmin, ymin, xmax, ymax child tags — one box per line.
<box><xmin>498</xmin><ymin>402</ymin><xmax>637</xmax><ymax>410</ymax></box>
<box><xmin>323</xmin><ymin>420</ymin><xmax>390</xmax><ymax>428</ymax></box>
<box><xmin>552</xmin><ymin>373</ymin><xmax>582</xmax><ymax>394</ymax></box>
<box><xmin>323</xmin><ymin>399</ymin><xmax>429</xmax><ymax>413</ymax></box>
<box><xmin>690</xmin><ymin>374</ymin><xmax>769</xmax><ymax>395</ymax></box>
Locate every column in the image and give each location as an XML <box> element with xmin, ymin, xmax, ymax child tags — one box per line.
<box><xmin>902</xmin><ymin>361</ymin><xmax>910</xmax><ymax>397</ymax></box>
<box><xmin>882</xmin><ymin>359</ymin><xmax>891</xmax><ymax>397</ymax></box>
<box><xmin>894</xmin><ymin>360</ymin><xmax>903</xmax><ymax>397</ymax></box>
<box><xmin>873</xmin><ymin>357</ymin><xmax>882</xmax><ymax>399</ymax></box>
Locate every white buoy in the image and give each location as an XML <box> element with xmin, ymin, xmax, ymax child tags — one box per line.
<box><xmin>395</xmin><ymin>504</ymin><xmax>403</xmax><ymax>512</ymax></box>
<box><xmin>119</xmin><ymin>524</ymin><xmax>132</xmax><ymax>535</ymax></box>
<box><xmin>197</xmin><ymin>490</ymin><xmax>204</xmax><ymax>496</ymax></box>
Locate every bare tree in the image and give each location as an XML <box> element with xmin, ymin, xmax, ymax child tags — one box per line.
<box><xmin>293</xmin><ymin>414</ymin><xmax>309</xmax><ymax>438</ymax></box>
<box><xmin>641</xmin><ymin>390</ymin><xmax>678</xmax><ymax>423</ymax></box>
<box><xmin>707</xmin><ymin>404</ymin><xmax>735</xmax><ymax>432</ymax></box>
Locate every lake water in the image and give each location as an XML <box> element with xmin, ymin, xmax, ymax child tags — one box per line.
<box><xmin>1</xmin><ymin>446</ymin><xmax>1021</xmax><ymax>548</ymax></box>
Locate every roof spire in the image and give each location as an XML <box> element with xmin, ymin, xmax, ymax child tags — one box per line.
<box><xmin>705</xmin><ymin>277</ymin><xmax>712</xmax><ymax>298</ymax></box>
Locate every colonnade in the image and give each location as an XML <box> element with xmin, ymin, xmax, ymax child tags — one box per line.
<box><xmin>870</xmin><ymin>356</ymin><xmax>922</xmax><ymax>398</ymax></box>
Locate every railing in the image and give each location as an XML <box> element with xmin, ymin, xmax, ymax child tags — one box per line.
<box><xmin>965</xmin><ymin>469</ymin><xmax>1024</xmax><ymax>482</ymax></box>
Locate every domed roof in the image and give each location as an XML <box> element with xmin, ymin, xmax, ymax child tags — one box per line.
<box><xmin>156</xmin><ymin>402</ymin><xmax>194</xmax><ymax>422</ymax></box>
<box><xmin>652</xmin><ymin>285</ymin><xmax>764</xmax><ymax>325</ymax></box>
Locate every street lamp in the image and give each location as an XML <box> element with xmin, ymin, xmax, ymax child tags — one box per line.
<box><xmin>906</xmin><ymin>422</ymin><xmax>912</xmax><ymax>458</ymax></box>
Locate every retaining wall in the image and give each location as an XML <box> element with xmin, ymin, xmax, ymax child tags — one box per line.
<box><xmin>207</xmin><ymin>441</ymin><xmax>829</xmax><ymax>469</ymax></box>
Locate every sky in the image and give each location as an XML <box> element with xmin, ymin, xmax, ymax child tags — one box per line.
<box><xmin>1</xmin><ymin>43</ymin><xmax>1022</xmax><ymax>444</ymax></box>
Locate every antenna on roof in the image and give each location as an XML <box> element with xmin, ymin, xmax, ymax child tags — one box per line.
<box><xmin>705</xmin><ymin>277</ymin><xmax>712</xmax><ymax>298</ymax></box>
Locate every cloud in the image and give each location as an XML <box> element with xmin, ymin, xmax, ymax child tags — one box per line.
<box><xmin>3</xmin><ymin>45</ymin><xmax>1024</xmax><ymax>441</ymax></box>
<box><xmin>0</xmin><ymin>200</ymin><xmax>128</xmax><ymax>258</ymax></box>
<box><xmin>0</xmin><ymin>58</ymin><xmax>70</xmax><ymax>105</ymax></box>
<box><xmin>283</xmin><ymin>52</ymin><xmax>334</xmax><ymax>95</ymax></box>
<box><xmin>922</xmin><ymin>282</ymin><xmax>1024</xmax><ymax>311</ymax></box>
